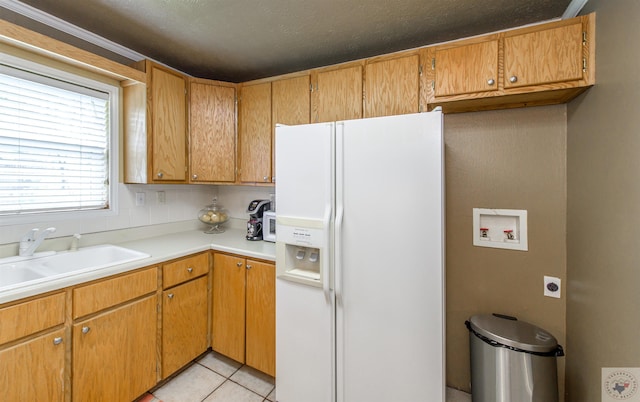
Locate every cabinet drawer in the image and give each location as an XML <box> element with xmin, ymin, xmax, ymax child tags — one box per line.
<box><xmin>73</xmin><ymin>267</ymin><xmax>158</xmax><ymax>319</ymax></box>
<box><xmin>163</xmin><ymin>253</ymin><xmax>209</xmax><ymax>289</ymax></box>
<box><xmin>0</xmin><ymin>292</ymin><xmax>65</xmax><ymax>344</ymax></box>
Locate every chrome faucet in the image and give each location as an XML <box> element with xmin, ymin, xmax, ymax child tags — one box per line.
<box><xmin>19</xmin><ymin>227</ymin><xmax>57</xmax><ymax>257</ymax></box>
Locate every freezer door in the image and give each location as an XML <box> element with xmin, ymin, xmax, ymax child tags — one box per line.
<box><xmin>335</xmin><ymin>112</ymin><xmax>445</xmax><ymax>402</ymax></box>
<box><xmin>275</xmin><ymin>122</ymin><xmax>336</xmax><ymax>402</ymax></box>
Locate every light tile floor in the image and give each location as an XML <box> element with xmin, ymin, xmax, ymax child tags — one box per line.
<box><xmin>141</xmin><ymin>350</ymin><xmax>471</xmax><ymax>402</ymax></box>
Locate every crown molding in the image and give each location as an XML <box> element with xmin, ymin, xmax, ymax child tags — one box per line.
<box><xmin>562</xmin><ymin>0</ymin><xmax>589</xmax><ymax>19</ymax></box>
<box><xmin>0</xmin><ymin>0</ymin><xmax>145</xmax><ymax>61</ymax></box>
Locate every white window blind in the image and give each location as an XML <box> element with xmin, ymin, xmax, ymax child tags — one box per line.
<box><xmin>0</xmin><ymin>65</ymin><xmax>111</xmax><ymax>215</ymax></box>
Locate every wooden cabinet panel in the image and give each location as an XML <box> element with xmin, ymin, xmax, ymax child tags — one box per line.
<box><xmin>272</xmin><ymin>75</ymin><xmax>310</xmax><ymax>182</ymax></box>
<box><xmin>314</xmin><ymin>65</ymin><xmax>363</xmax><ymax>123</ymax></box>
<box><xmin>434</xmin><ymin>40</ymin><xmax>499</xmax><ymax>97</ymax></box>
<box><xmin>163</xmin><ymin>252</ymin><xmax>209</xmax><ymax>289</ymax></box>
<box><xmin>162</xmin><ymin>276</ymin><xmax>209</xmax><ymax>378</ymax></box>
<box><xmin>272</xmin><ymin>75</ymin><xmax>310</xmax><ymax>126</ymax></box>
<box><xmin>364</xmin><ymin>54</ymin><xmax>420</xmax><ymax>118</ymax></box>
<box><xmin>189</xmin><ymin>81</ymin><xmax>236</xmax><ymax>183</ymax></box>
<box><xmin>245</xmin><ymin>260</ymin><xmax>275</xmax><ymax>377</ymax></box>
<box><xmin>504</xmin><ymin>22</ymin><xmax>584</xmax><ymax>88</ymax></box>
<box><xmin>0</xmin><ymin>328</ymin><xmax>65</xmax><ymax>402</ymax></box>
<box><xmin>72</xmin><ymin>295</ymin><xmax>157</xmax><ymax>402</ymax></box>
<box><xmin>238</xmin><ymin>82</ymin><xmax>272</xmax><ymax>183</ymax></box>
<box><xmin>150</xmin><ymin>64</ymin><xmax>187</xmax><ymax>182</ymax></box>
<box><xmin>73</xmin><ymin>267</ymin><xmax>157</xmax><ymax>319</ymax></box>
<box><xmin>212</xmin><ymin>253</ymin><xmax>246</xmax><ymax>362</ymax></box>
<box><xmin>0</xmin><ymin>292</ymin><xmax>65</xmax><ymax>344</ymax></box>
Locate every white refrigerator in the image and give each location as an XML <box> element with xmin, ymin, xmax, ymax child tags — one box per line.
<box><xmin>275</xmin><ymin>112</ymin><xmax>444</xmax><ymax>402</ymax></box>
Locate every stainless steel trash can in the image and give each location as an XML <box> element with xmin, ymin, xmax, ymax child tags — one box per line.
<box><xmin>466</xmin><ymin>313</ymin><xmax>564</xmax><ymax>402</ymax></box>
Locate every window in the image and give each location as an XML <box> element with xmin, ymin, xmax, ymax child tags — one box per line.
<box><xmin>0</xmin><ymin>55</ymin><xmax>119</xmax><ymax>223</ymax></box>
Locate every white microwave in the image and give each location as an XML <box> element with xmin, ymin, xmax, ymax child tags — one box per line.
<box><xmin>263</xmin><ymin>210</ymin><xmax>276</xmax><ymax>242</ymax></box>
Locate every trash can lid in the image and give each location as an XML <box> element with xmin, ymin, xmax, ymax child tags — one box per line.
<box><xmin>468</xmin><ymin>314</ymin><xmax>559</xmax><ymax>354</ymax></box>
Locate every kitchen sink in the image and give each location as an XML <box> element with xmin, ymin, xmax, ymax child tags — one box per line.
<box><xmin>0</xmin><ymin>244</ymin><xmax>150</xmax><ymax>290</ymax></box>
<box><xmin>0</xmin><ymin>264</ymin><xmax>47</xmax><ymax>288</ymax></box>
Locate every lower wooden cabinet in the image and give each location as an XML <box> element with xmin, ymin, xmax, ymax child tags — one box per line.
<box><xmin>72</xmin><ymin>295</ymin><xmax>157</xmax><ymax>402</ymax></box>
<box><xmin>245</xmin><ymin>259</ymin><xmax>276</xmax><ymax>376</ymax></box>
<box><xmin>0</xmin><ymin>328</ymin><xmax>66</xmax><ymax>402</ymax></box>
<box><xmin>162</xmin><ymin>275</ymin><xmax>209</xmax><ymax>378</ymax></box>
<box><xmin>212</xmin><ymin>253</ymin><xmax>275</xmax><ymax>376</ymax></box>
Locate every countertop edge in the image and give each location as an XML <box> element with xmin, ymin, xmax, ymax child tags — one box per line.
<box><xmin>0</xmin><ymin>228</ymin><xmax>276</xmax><ymax>305</ymax></box>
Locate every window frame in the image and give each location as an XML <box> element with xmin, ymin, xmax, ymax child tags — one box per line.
<box><xmin>0</xmin><ymin>52</ymin><xmax>120</xmax><ymax>226</ymax></box>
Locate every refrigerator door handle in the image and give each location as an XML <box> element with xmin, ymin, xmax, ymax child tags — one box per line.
<box><xmin>334</xmin><ymin>122</ymin><xmax>344</xmax><ymax>302</ymax></box>
<box><xmin>322</xmin><ymin>205</ymin><xmax>331</xmax><ymax>301</ymax></box>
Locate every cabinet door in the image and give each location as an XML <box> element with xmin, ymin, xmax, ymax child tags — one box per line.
<box><xmin>434</xmin><ymin>40</ymin><xmax>499</xmax><ymax>97</ymax></box>
<box><xmin>238</xmin><ymin>83</ymin><xmax>272</xmax><ymax>183</ymax></box>
<box><xmin>314</xmin><ymin>65</ymin><xmax>363</xmax><ymax>123</ymax></box>
<box><xmin>212</xmin><ymin>254</ymin><xmax>246</xmax><ymax>362</ymax></box>
<box><xmin>73</xmin><ymin>296</ymin><xmax>157</xmax><ymax>402</ymax></box>
<box><xmin>151</xmin><ymin>65</ymin><xmax>187</xmax><ymax>182</ymax></box>
<box><xmin>162</xmin><ymin>276</ymin><xmax>209</xmax><ymax>378</ymax></box>
<box><xmin>245</xmin><ymin>260</ymin><xmax>275</xmax><ymax>376</ymax></box>
<box><xmin>364</xmin><ymin>54</ymin><xmax>420</xmax><ymax>118</ymax></box>
<box><xmin>0</xmin><ymin>328</ymin><xmax>65</xmax><ymax>402</ymax></box>
<box><xmin>189</xmin><ymin>82</ymin><xmax>236</xmax><ymax>183</ymax></box>
<box><xmin>272</xmin><ymin>75</ymin><xmax>311</xmax><ymax>182</ymax></box>
<box><xmin>504</xmin><ymin>22</ymin><xmax>583</xmax><ymax>88</ymax></box>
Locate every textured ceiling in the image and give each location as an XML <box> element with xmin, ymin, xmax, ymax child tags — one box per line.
<box><xmin>5</xmin><ymin>0</ymin><xmax>574</xmax><ymax>82</ymax></box>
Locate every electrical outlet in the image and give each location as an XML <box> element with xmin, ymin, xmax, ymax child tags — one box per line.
<box><xmin>156</xmin><ymin>191</ymin><xmax>166</xmax><ymax>204</ymax></box>
<box><xmin>544</xmin><ymin>276</ymin><xmax>561</xmax><ymax>298</ymax></box>
<box><xmin>135</xmin><ymin>192</ymin><xmax>145</xmax><ymax>206</ymax></box>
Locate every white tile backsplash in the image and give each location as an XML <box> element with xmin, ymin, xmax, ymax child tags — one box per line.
<box><xmin>0</xmin><ymin>183</ymin><xmax>217</xmax><ymax>245</ymax></box>
<box><xmin>216</xmin><ymin>186</ymin><xmax>274</xmax><ymax>219</ymax></box>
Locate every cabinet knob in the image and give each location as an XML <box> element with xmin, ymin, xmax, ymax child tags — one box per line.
<box><xmin>168</xmin><ymin>293</ymin><xmax>174</xmax><ymax>299</ymax></box>
<box><xmin>53</xmin><ymin>337</ymin><xmax>63</xmax><ymax>345</ymax></box>
<box><xmin>236</xmin><ymin>262</ymin><xmax>243</xmax><ymax>267</ymax></box>
<box><xmin>81</xmin><ymin>326</ymin><xmax>90</xmax><ymax>334</ymax></box>
<box><xmin>192</xmin><ymin>174</ymin><xmax>198</xmax><ymax>180</ymax></box>
<box><xmin>487</xmin><ymin>78</ymin><xmax>495</xmax><ymax>86</ymax></box>
<box><xmin>187</xmin><ymin>267</ymin><xmax>193</xmax><ymax>273</ymax></box>
<box><xmin>263</xmin><ymin>176</ymin><xmax>269</xmax><ymax>182</ymax></box>
<box><xmin>246</xmin><ymin>264</ymin><xmax>252</xmax><ymax>270</ymax></box>
<box><xmin>509</xmin><ymin>75</ymin><xmax>518</xmax><ymax>83</ymax></box>
<box><xmin>157</xmin><ymin>172</ymin><xmax>164</xmax><ymax>178</ymax></box>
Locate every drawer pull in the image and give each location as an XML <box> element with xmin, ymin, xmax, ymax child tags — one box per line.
<box><xmin>168</xmin><ymin>293</ymin><xmax>174</xmax><ymax>299</ymax></box>
<box><xmin>81</xmin><ymin>326</ymin><xmax>90</xmax><ymax>334</ymax></box>
<box><xmin>509</xmin><ymin>75</ymin><xmax>518</xmax><ymax>83</ymax></box>
<box><xmin>53</xmin><ymin>337</ymin><xmax>63</xmax><ymax>345</ymax></box>
<box><xmin>187</xmin><ymin>267</ymin><xmax>193</xmax><ymax>273</ymax></box>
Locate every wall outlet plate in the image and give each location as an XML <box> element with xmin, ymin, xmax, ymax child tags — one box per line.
<box><xmin>544</xmin><ymin>275</ymin><xmax>561</xmax><ymax>298</ymax></box>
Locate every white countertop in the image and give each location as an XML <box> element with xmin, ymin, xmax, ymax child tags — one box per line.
<box><xmin>0</xmin><ymin>227</ymin><xmax>275</xmax><ymax>305</ymax></box>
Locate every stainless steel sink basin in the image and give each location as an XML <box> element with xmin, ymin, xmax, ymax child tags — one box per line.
<box><xmin>0</xmin><ymin>244</ymin><xmax>150</xmax><ymax>291</ymax></box>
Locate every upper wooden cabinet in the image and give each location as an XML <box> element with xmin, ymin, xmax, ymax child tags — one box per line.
<box><xmin>433</xmin><ymin>39</ymin><xmax>499</xmax><ymax>97</ymax></box>
<box><xmin>427</xmin><ymin>13</ymin><xmax>595</xmax><ymax>112</ymax></box>
<box><xmin>149</xmin><ymin>63</ymin><xmax>188</xmax><ymax>182</ymax></box>
<box><xmin>364</xmin><ymin>53</ymin><xmax>421</xmax><ymax>118</ymax></box>
<box><xmin>124</xmin><ymin>60</ymin><xmax>188</xmax><ymax>183</ymax></box>
<box><xmin>189</xmin><ymin>79</ymin><xmax>236</xmax><ymax>183</ymax></box>
<box><xmin>272</xmin><ymin>75</ymin><xmax>311</xmax><ymax>127</ymax></box>
<box><xmin>238</xmin><ymin>82</ymin><xmax>272</xmax><ymax>184</ymax></box>
<box><xmin>503</xmin><ymin>21</ymin><xmax>584</xmax><ymax>89</ymax></box>
<box><xmin>312</xmin><ymin>63</ymin><xmax>363</xmax><ymax>123</ymax></box>
<box><xmin>271</xmin><ymin>74</ymin><xmax>311</xmax><ymax>183</ymax></box>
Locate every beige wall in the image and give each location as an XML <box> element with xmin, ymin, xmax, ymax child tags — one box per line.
<box><xmin>567</xmin><ymin>1</ymin><xmax>640</xmax><ymax>401</ymax></box>
<box><xmin>444</xmin><ymin>105</ymin><xmax>567</xmax><ymax>398</ymax></box>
